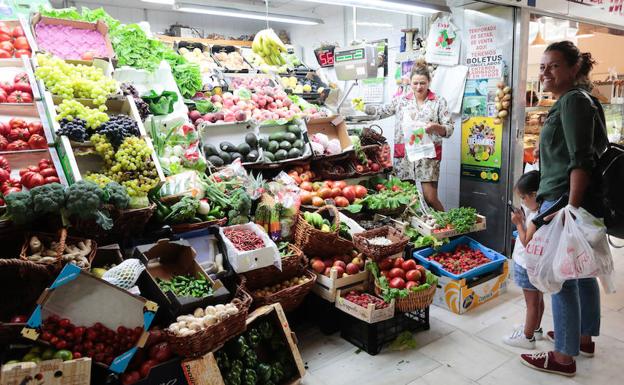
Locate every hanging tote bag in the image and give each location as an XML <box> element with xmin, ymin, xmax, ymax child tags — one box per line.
<box><xmin>402</xmin><ymin>111</ymin><xmax>436</xmax><ymax>162</ymax></box>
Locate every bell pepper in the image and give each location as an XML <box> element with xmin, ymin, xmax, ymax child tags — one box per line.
<box><xmin>256</xmin><ymin>364</ymin><xmax>272</xmax><ymax>383</ymax></box>
<box><xmin>243</xmin><ymin>349</ymin><xmax>257</xmax><ymax>369</ymax></box>
<box><xmin>231</xmin><ymin>336</ymin><xmax>249</xmax><ymax>359</ymax></box>
<box><xmin>270</xmin><ymin>334</ymin><xmax>285</xmax><ymax>352</ymax></box>
<box><xmin>242</xmin><ymin>368</ymin><xmax>257</xmax><ymax>385</ymax></box>
<box><xmin>270</xmin><ymin>362</ymin><xmax>284</xmax><ymax>383</ymax></box>
<box><xmin>246</xmin><ymin>328</ymin><xmax>261</xmax><ymax>349</ymax></box>
<box><xmin>215</xmin><ymin>350</ymin><xmax>230</xmax><ymax>371</ymax></box>
<box><xmin>230</xmin><ymin>359</ymin><xmax>243</xmax><ymax>376</ymax></box>
<box><xmin>224</xmin><ymin>371</ymin><xmax>241</xmax><ymax>385</ymax></box>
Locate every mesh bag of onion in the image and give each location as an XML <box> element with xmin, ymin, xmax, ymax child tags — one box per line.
<box><xmin>102</xmin><ymin>259</ymin><xmax>145</xmax><ymax>290</ymax></box>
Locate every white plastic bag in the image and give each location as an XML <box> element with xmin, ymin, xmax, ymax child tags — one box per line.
<box><xmin>403</xmin><ymin>115</ymin><xmax>436</xmax><ymax>162</ymax></box>
<box><xmin>553</xmin><ymin>206</ymin><xmax>615</xmax><ymax>286</ymax></box>
<box><xmin>525</xmin><ymin>209</ymin><xmax>565</xmax><ymax>293</ymax></box>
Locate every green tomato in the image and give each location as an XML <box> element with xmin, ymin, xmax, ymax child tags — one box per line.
<box><xmin>53</xmin><ymin>350</ymin><xmax>73</xmax><ymax>361</ymax></box>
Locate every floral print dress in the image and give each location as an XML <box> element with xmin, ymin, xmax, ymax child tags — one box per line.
<box><xmin>369</xmin><ymin>90</ymin><xmax>454</xmax><ymax>182</ymax></box>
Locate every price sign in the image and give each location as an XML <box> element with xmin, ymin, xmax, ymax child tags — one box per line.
<box><xmin>314</xmin><ymin>46</ymin><xmax>335</xmax><ymax>68</ymax></box>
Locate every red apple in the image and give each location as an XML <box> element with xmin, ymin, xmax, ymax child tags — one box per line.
<box><xmin>379</xmin><ymin>258</ymin><xmax>393</xmax><ymax>271</ymax></box>
<box><xmin>389</xmin><ymin>268</ymin><xmax>405</xmax><ymax>279</ymax></box>
<box><xmin>389</xmin><ymin>277</ymin><xmax>405</xmax><ymax>289</ymax></box>
<box><xmin>311</xmin><ymin>260</ymin><xmax>325</xmax><ymax>274</ymax></box>
<box><xmin>324</xmin><ymin>267</ymin><xmax>332</xmax><ymax>277</ymax></box>
<box><xmin>405</xmin><ymin>269</ymin><xmax>421</xmax><ymax>283</ymax></box>
<box><xmin>402</xmin><ymin>259</ymin><xmax>417</xmax><ymax>271</ymax></box>
<box><xmin>393</xmin><ymin>257</ymin><xmax>405</xmax><ymax>268</ymax></box>
<box><xmin>333</xmin><ymin>260</ymin><xmax>346</xmax><ymax>270</ymax></box>
<box><xmin>406</xmin><ymin>281</ymin><xmax>419</xmax><ymax>290</ymax></box>
<box><xmin>333</xmin><ymin>266</ymin><xmax>345</xmax><ymax>278</ymax></box>
<box><xmin>346</xmin><ymin>263</ymin><xmax>359</xmax><ymax>275</ymax></box>
<box><xmin>323</xmin><ymin>259</ymin><xmax>333</xmax><ymax>268</ymax></box>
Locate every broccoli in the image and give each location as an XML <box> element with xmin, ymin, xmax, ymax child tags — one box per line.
<box><xmin>65</xmin><ymin>181</ymin><xmax>113</xmax><ymax>230</ymax></box>
<box><xmin>4</xmin><ymin>191</ymin><xmax>35</xmax><ymax>225</ymax></box>
<box><xmin>30</xmin><ymin>183</ymin><xmax>66</xmax><ymax>215</ymax></box>
<box><xmin>103</xmin><ymin>182</ymin><xmax>130</xmax><ymax>210</ymax></box>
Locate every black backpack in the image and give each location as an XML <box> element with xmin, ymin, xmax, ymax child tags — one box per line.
<box><xmin>578</xmin><ymin>90</ymin><xmax>624</xmax><ymax>240</ymax></box>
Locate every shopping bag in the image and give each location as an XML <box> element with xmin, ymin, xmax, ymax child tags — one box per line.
<box><xmin>525</xmin><ymin>209</ymin><xmax>565</xmax><ymax>293</ymax></box>
<box><xmin>403</xmin><ymin>114</ymin><xmax>436</xmax><ymax>162</ymax></box>
<box><xmin>425</xmin><ymin>15</ymin><xmax>460</xmax><ymax>66</ymax></box>
<box><xmin>553</xmin><ymin>206</ymin><xmax>614</xmax><ymax>282</ymax></box>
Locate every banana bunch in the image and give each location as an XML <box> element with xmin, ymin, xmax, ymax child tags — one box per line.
<box><xmin>252</xmin><ymin>28</ymin><xmax>287</xmax><ymax>66</ymax></box>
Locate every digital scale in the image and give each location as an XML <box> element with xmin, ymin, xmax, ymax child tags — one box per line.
<box><xmin>333</xmin><ymin>44</ymin><xmax>378</xmax><ymax>81</ymax></box>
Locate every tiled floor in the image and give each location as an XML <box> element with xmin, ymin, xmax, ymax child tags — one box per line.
<box><xmin>297</xmin><ymin>245</ymin><xmax>624</xmax><ymax>385</ymax></box>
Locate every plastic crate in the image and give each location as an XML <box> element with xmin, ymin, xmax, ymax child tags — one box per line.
<box><xmin>413</xmin><ymin>236</ymin><xmax>506</xmax><ymax>280</ymax></box>
<box><xmin>304</xmin><ymin>293</ymin><xmax>341</xmax><ymax>335</ymax></box>
<box><xmin>339</xmin><ymin>308</ymin><xmax>430</xmax><ymax>355</ymax></box>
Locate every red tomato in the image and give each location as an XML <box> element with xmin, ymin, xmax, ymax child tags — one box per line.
<box><xmin>0</xmin><ymin>81</ymin><xmax>13</xmax><ymax>94</ymax></box>
<box><xmin>14</xmin><ymin>72</ymin><xmax>28</xmax><ymax>84</ymax></box>
<box><xmin>13</xmin><ymin>37</ymin><xmax>29</xmax><ymax>51</ymax></box>
<box><xmin>7</xmin><ymin>90</ymin><xmax>32</xmax><ymax>103</ymax></box>
<box><xmin>0</xmin><ymin>41</ymin><xmax>13</xmax><ymax>54</ymax></box>
<box><xmin>27</xmin><ymin>134</ymin><xmax>47</xmax><ymax>149</ymax></box>
<box><xmin>14</xmin><ymin>49</ymin><xmax>31</xmax><ymax>58</ymax></box>
<box><xmin>9</xmin><ymin>117</ymin><xmax>26</xmax><ymax>129</ymax></box>
<box><xmin>13</xmin><ymin>82</ymin><xmax>31</xmax><ymax>94</ymax></box>
<box><xmin>27</xmin><ymin>121</ymin><xmax>43</xmax><ymax>135</ymax></box>
<box><xmin>0</xmin><ymin>33</ymin><xmax>11</xmax><ymax>43</ymax></box>
<box><xmin>342</xmin><ymin>186</ymin><xmax>356</xmax><ymax>202</ymax></box>
<box><xmin>11</xmin><ymin>26</ymin><xmax>24</xmax><ymax>38</ymax></box>
<box><xmin>334</xmin><ymin>196</ymin><xmax>349</xmax><ymax>207</ymax></box>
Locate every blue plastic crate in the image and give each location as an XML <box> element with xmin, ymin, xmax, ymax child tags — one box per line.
<box><xmin>413</xmin><ymin>236</ymin><xmax>506</xmax><ymax>280</ymax></box>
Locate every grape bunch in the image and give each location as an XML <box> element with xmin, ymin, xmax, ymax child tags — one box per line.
<box><xmin>84</xmin><ymin>172</ymin><xmax>114</xmax><ymax>188</ymax></box>
<box><xmin>58</xmin><ymin>118</ymin><xmax>88</xmax><ymax>142</ymax></box>
<box><xmin>95</xmin><ymin>115</ymin><xmax>140</xmax><ymax>148</ymax></box>
<box><xmin>56</xmin><ymin>100</ymin><xmax>109</xmax><ymax>130</ymax></box>
<box><xmin>120</xmin><ymin>82</ymin><xmax>150</xmax><ymax>121</ymax></box>
<box><xmin>35</xmin><ymin>54</ymin><xmax>118</xmax><ymax>105</ymax></box>
<box><xmin>90</xmin><ymin>133</ymin><xmax>115</xmax><ymax>167</ymax></box>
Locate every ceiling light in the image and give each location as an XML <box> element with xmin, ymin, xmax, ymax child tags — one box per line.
<box><xmin>142</xmin><ymin>0</ymin><xmax>174</xmax><ymax>4</ymax></box>
<box><xmin>297</xmin><ymin>0</ymin><xmax>443</xmax><ymax>15</ymax></box>
<box><xmin>355</xmin><ymin>22</ymin><xmax>393</xmax><ymax>28</ymax></box>
<box><xmin>531</xmin><ymin>31</ymin><xmax>546</xmax><ymax>47</ymax></box>
<box><xmin>576</xmin><ymin>24</ymin><xmax>594</xmax><ymax>38</ymax></box>
<box><xmin>174</xmin><ymin>2</ymin><xmax>322</xmax><ymax>25</ymax></box>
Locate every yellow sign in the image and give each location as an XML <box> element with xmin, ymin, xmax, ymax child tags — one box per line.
<box><xmin>461</xmin><ymin>117</ymin><xmax>502</xmax><ymax>183</ymax></box>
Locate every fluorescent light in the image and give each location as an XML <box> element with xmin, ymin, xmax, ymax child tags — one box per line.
<box><xmin>297</xmin><ymin>0</ymin><xmax>442</xmax><ymax>15</ymax></box>
<box><xmin>142</xmin><ymin>0</ymin><xmax>174</xmax><ymax>4</ymax></box>
<box><xmin>355</xmin><ymin>22</ymin><xmax>393</xmax><ymax>28</ymax></box>
<box><xmin>175</xmin><ymin>3</ymin><xmax>322</xmax><ymax>25</ymax></box>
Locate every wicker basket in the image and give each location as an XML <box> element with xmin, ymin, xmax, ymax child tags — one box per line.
<box><xmin>374</xmin><ymin>279</ymin><xmax>436</xmax><ymax>312</ymax></box>
<box><xmin>293</xmin><ymin>205</ymin><xmax>353</xmax><ymax>257</ymax></box>
<box><xmin>249</xmin><ymin>269</ymin><xmax>317</xmax><ymax>312</ymax></box>
<box><xmin>0</xmin><ymin>258</ymin><xmax>54</xmax><ymax>343</ymax></box>
<box><xmin>111</xmin><ymin>204</ymin><xmax>156</xmax><ymax>239</ymax></box>
<box><xmin>360</xmin><ymin>124</ymin><xmax>386</xmax><ymax>146</ymax></box>
<box><xmin>353</xmin><ymin>226</ymin><xmax>409</xmax><ymax>260</ymax></box>
<box><xmin>241</xmin><ymin>243</ymin><xmax>307</xmax><ymax>290</ymax></box>
<box><xmin>164</xmin><ymin>283</ymin><xmax>252</xmax><ymax>358</ymax></box>
<box><xmin>316</xmin><ymin>159</ymin><xmax>356</xmax><ymax>180</ymax></box>
<box><xmin>171</xmin><ymin>217</ymin><xmax>227</xmax><ymax>234</ymax></box>
<box><xmin>19</xmin><ymin>229</ymin><xmax>96</xmax><ymax>273</ymax></box>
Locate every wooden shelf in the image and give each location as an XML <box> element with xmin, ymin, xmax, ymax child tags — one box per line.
<box><xmin>156</xmin><ymin>35</ymin><xmax>252</xmax><ymax>48</ymax></box>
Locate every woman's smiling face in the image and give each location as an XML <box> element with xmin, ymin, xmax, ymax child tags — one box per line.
<box><xmin>540</xmin><ymin>50</ymin><xmax>578</xmax><ymax>95</ymax></box>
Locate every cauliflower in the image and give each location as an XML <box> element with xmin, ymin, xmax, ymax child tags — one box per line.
<box><xmin>30</xmin><ymin>183</ymin><xmax>66</xmax><ymax>215</ymax></box>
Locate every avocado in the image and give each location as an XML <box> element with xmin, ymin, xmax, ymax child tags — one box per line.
<box><xmin>268</xmin><ymin>140</ymin><xmax>280</xmax><ymax>153</ymax></box>
<box><xmin>208</xmin><ymin>155</ymin><xmax>224</xmax><ymax>167</ymax></box>
<box><xmin>245</xmin><ymin>133</ymin><xmax>257</xmax><ymax>147</ymax></box>
<box><xmin>203</xmin><ymin>144</ymin><xmax>218</xmax><ymax>156</ymax></box>
<box><xmin>292</xmin><ymin>139</ymin><xmax>304</xmax><ymax>149</ymax></box>
<box><xmin>259</xmin><ymin>137</ymin><xmax>269</xmax><ymax>150</ymax></box>
<box><xmin>246</xmin><ymin>150</ymin><xmax>259</xmax><ymax>163</ymax></box>
<box><xmin>264</xmin><ymin>151</ymin><xmax>275</xmax><ymax>162</ymax></box>
<box><xmin>283</xmin><ymin>132</ymin><xmax>297</xmax><ymax>143</ymax></box>
<box><xmin>279</xmin><ymin>141</ymin><xmax>292</xmax><ymax>151</ymax></box>
<box><xmin>237</xmin><ymin>143</ymin><xmax>251</xmax><ymax>156</ymax></box>
<box><xmin>218</xmin><ymin>151</ymin><xmax>232</xmax><ymax>164</ymax></box>
<box><xmin>219</xmin><ymin>141</ymin><xmax>236</xmax><ymax>152</ymax></box>
<box><xmin>287</xmin><ymin>124</ymin><xmax>301</xmax><ymax>136</ymax></box>
<box><xmin>269</xmin><ymin>132</ymin><xmax>285</xmax><ymax>142</ymax></box>
<box><xmin>230</xmin><ymin>152</ymin><xmax>243</xmax><ymax>162</ymax></box>
<box><xmin>274</xmin><ymin>149</ymin><xmax>288</xmax><ymax>161</ymax></box>
<box><xmin>288</xmin><ymin>148</ymin><xmax>302</xmax><ymax>158</ymax></box>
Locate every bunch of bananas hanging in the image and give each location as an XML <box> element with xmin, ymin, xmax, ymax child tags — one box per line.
<box><xmin>252</xmin><ymin>29</ymin><xmax>287</xmax><ymax>66</ymax></box>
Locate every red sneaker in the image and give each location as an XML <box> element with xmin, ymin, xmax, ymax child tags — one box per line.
<box><xmin>520</xmin><ymin>351</ymin><xmax>576</xmax><ymax>377</ymax></box>
<box><xmin>545</xmin><ymin>331</ymin><xmax>595</xmax><ymax>357</ymax></box>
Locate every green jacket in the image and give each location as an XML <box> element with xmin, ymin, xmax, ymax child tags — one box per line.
<box><xmin>537</xmin><ymin>88</ymin><xmax>608</xmax><ymax>201</ymax></box>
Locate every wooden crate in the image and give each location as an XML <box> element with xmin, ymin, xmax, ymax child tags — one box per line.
<box><xmin>311</xmin><ymin>268</ymin><xmax>369</xmax><ymax>302</ymax></box>
<box><xmin>335</xmin><ymin>289</ymin><xmax>395</xmax><ymax>324</ymax></box>
<box><xmin>410</xmin><ymin>214</ymin><xmax>487</xmax><ymax>240</ymax></box>
<box><xmin>1</xmin><ymin>358</ymin><xmax>91</xmax><ymax>385</ymax></box>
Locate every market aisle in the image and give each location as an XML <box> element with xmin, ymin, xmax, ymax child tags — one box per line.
<box><xmin>299</xmin><ymin>244</ymin><xmax>624</xmax><ymax>385</ymax></box>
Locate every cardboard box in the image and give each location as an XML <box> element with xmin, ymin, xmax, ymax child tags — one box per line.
<box><xmin>31</xmin><ymin>14</ymin><xmax>116</xmax><ymax>61</ymax></box>
<box><xmin>133</xmin><ymin>239</ymin><xmax>230</xmax><ymax>319</ymax></box>
<box><xmin>335</xmin><ymin>290</ymin><xmax>395</xmax><ymax>324</ymax></box>
<box><xmin>20</xmin><ymin>263</ymin><xmax>158</xmax><ymax>373</ymax></box>
<box><xmin>306</xmin><ymin>115</ymin><xmax>353</xmax><ymax>158</ymax></box>
<box><xmin>432</xmin><ymin>260</ymin><xmax>509</xmax><ymax>314</ymax></box>
<box><xmin>219</xmin><ymin>223</ymin><xmax>281</xmax><ymax>274</ymax></box>
<box><xmin>410</xmin><ymin>214</ymin><xmax>487</xmax><ymax>240</ymax></box>
<box><xmin>312</xmin><ymin>268</ymin><xmax>369</xmax><ymax>302</ymax></box>
<box><xmin>1</xmin><ymin>358</ymin><xmax>91</xmax><ymax>385</ymax></box>
<box><xmin>181</xmin><ymin>303</ymin><xmax>306</xmax><ymax>385</ymax></box>
<box><xmin>90</xmin><ymin>244</ymin><xmax>124</xmax><ymax>270</ymax></box>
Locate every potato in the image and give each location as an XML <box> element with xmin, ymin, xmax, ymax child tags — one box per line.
<box><xmin>202</xmin><ymin>315</ymin><xmax>217</xmax><ymax>327</ymax></box>
<box><xmin>194</xmin><ymin>308</ymin><xmax>205</xmax><ymax>318</ymax></box>
<box><xmin>498</xmin><ymin>110</ymin><xmax>509</xmax><ymax>118</ymax></box>
<box><xmin>495</xmin><ymin>96</ymin><xmax>500</xmax><ymax>103</ymax></box>
<box><xmin>188</xmin><ymin>321</ymin><xmax>203</xmax><ymax>331</ymax></box>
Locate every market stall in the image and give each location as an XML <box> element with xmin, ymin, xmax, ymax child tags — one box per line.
<box><xmin>0</xmin><ymin>3</ymin><xmax>511</xmax><ymax>385</ymax></box>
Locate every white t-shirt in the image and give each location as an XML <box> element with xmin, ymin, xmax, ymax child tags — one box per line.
<box><xmin>512</xmin><ymin>207</ymin><xmax>538</xmax><ymax>269</ymax></box>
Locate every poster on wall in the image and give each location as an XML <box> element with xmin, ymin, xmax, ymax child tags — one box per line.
<box><xmin>461</xmin><ymin>117</ymin><xmax>502</xmax><ymax>183</ymax></box>
<box><xmin>465</xmin><ymin>24</ymin><xmax>504</xmax><ymax>80</ymax></box>
<box><xmin>462</xmin><ymin>78</ymin><xmax>500</xmax><ymax>118</ymax></box>
<box><xmin>425</xmin><ymin>15</ymin><xmax>460</xmax><ymax>66</ymax></box>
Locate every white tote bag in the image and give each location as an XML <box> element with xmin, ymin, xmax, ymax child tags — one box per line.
<box><xmin>403</xmin><ymin>113</ymin><xmax>436</xmax><ymax>162</ymax></box>
<box><xmin>425</xmin><ymin>16</ymin><xmax>460</xmax><ymax>66</ymax></box>
<box><xmin>525</xmin><ymin>209</ymin><xmax>566</xmax><ymax>293</ymax></box>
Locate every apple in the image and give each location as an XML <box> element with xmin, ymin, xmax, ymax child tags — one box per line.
<box><xmin>389</xmin><ymin>277</ymin><xmax>405</xmax><ymax>289</ymax></box>
<box><xmin>342</xmin><ymin>186</ymin><xmax>356</xmax><ymax>202</ymax></box>
<box><xmin>211</xmin><ymin>94</ymin><xmax>222</xmax><ymax>103</ymax></box>
<box><xmin>333</xmin><ymin>266</ymin><xmax>345</xmax><ymax>278</ymax></box>
<box><xmin>379</xmin><ymin>258</ymin><xmax>393</xmax><ymax>271</ymax></box>
<box><xmin>402</xmin><ymin>259</ymin><xmax>417</xmax><ymax>271</ymax></box>
<box><xmin>324</xmin><ymin>267</ymin><xmax>332</xmax><ymax>277</ymax></box>
<box><xmin>311</xmin><ymin>260</ymin><xmax>325</xmax><ymax>274</ymax></box>
<box><xmin>405</xmin><ymin>269</ymin><xmax>421</xmax><ymax>282</ymax></box>
<box><xmin>234</xmin><ymin>110</ymin><xmax>247</xmax><ymax>121</ymax></box>
<box><xmin>406</xmin><ymin>281</ymin><xmax>419</xmax><ymax>290</ymax></box>
<box><xmin>346</xmin><ymin>263</ymin><xmax>359</xmax><ymax>275</ymax></box>
<box><xmin>393</xmin><ymin>257</ymin><xmax>405</xmax><ymax>268</ymax></box>
<box><xmin>351</xmin><ymin>256</ymin><xmax>364</xmax><ymax>269</ymax></box>
<box><xmin>389</xmin><ymin>268</ymin><xmax>405</xmax><ymax>279</ymax></box>
<box><xmin>323</xmin><ymin>259</ymin><xmax>333</xmax><ymax>268</ymax></box>
<box><xmin>213</xmin><ymin>112</ymin><xmax>225</xmax><ymax>122</ymax></box>
<box><xmin>332</xmin><ymin>260</ymin><xmax>346</xmax><ymax>270</ymax></box>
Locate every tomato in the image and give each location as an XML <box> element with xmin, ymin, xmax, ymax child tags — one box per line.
<box><xmin>27</xmin><ymin>121</ymin><xmax>43</xmax><ymax>135</ymax></box>
<box><xmin>342</xmin><ymin>186</ymin><xmax>356</xmax><ymax>202</ymax></box>
<box><xmin>300</xmin><ymin>181</ymin><xmax>313</xmax><ymax>191</ymax></box>
<box><xmin>0</xmin><ymin>89</ymin><xmax>6</xmax><ymax>103</ymax></box>
<box><xmin>7</xmin><ymin>90</ymin><xmax>32</xmax><ymax>103</ymax></box>
<box><xmin>0</xmin><ymin>33</ymin><xmax>10</xmax><ymax>43</ymax></box>
<box><xmin>0</xmin><ymin>41</ymin><xmax>13</xmax><ymax>54</ymax></box>
<box><xmin>8</xmin><ymin>127</ymin><xmax>29</xmax><ymax>141</ymax></box>
<box><xmin>13</xmin><ymin>37</ymin><xmax>29</xmax><ymax>51</ymax></box>
<box><xmin>354</xmin><ymin>184</ymin><xmax>368</xmax><ymax>198</ymax></box>
<box><xmin>28</xmin><ymin>134</ymin><xmax>47</xmax><ymax>149</ymax></box>
<box><xmin>311</xmin><ymin>196</ymin><xmax>324</xmax><ymax>207</ymax></box>
<box><xmin>0</xmin><ymin>135</ymin><xmax>7</xmax><ymax>150</ymax></box>
<box><xmin>14</xmin><ymin>49</ymin><xmax>31</xmax><ymax>58</ymax></box>
<box><xmin>334</xmin><ymin>196</ymin><xmax>349</xmax><ymax>207</ymax></box>
<box><xmin>21</xmin><ymin>171</ymin><xmax>45</xmax><ymax>188</ymax></box>
<box><xmin>0</xmin><ymin>122</ymin><xmax>8</xmax><ymax>136</ymax></box>
<box><xmin>13</xmin><ymin>82</ymin><xmax>31</xmax><ymax>94</ymax></box>
<box><xmin>330</xmin><ymin>187</ymin><xmax>342</xmax><ymax>198</ymax></box>
<box><xmin>13</xmin><ymin>72</ymin><xmax>28</xmax><ymax>84</ymax></box>
<box><xmin>9</xmin><ymin>118</ymin><xmax>26</xmax><ymax>129</ymax></box>
<box><xmin>333</xmin><ymin>180</ymin><xmax>347</xmax><ymax>189</ymax></box>
<box><xmin>0</xmin><ymin>168</ymin><xmax>9</xmax><ymax>182</ymax></box>
<box><xmin>6</xmin><ymin>139</ymin><xmax>28</xmax><ymax>151</ymax></box>
<box><xmin>11</xmin><ymin>26</ymin><xmax>24</xmax><ymax>38</ymax></box>
<box><xmin>0</xmin><ymin>81</ymin><xmax>13</xmax><ymax>94</ymax></box>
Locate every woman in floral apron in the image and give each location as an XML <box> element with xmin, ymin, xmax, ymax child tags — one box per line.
<box><xmin>366</xmin><ymin>61</ymin><xmax>454</xmax><ymax>211</ymax></box>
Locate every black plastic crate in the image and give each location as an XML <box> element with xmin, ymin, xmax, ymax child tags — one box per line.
<box><xmin>298</xmin><ymin>293</ymin><xmax>341</xmax><ymax>335</ymax></box>
<box><xmin>339</xmin><ymin>308</ymin><xmax>430</xmax><ymax>355</ymax></box>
